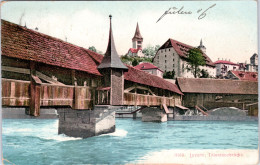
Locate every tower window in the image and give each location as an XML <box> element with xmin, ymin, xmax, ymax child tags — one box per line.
<box><xmin>165</xmin><ymin>60</ymin><xmax>167</xmax><ymax>63</ymax></box>
<box><xmin>165</xmin><ymin>49</ymin><xmax>166</xmax><ymax>52</ymax></box>
<box><xmin>173</xmin><ymin>53</ymin><xmax>174</xmax><ymax>56</ymax></box>
<box><xmin>173</xmin><ymin>58</ymin><xmax>175</xmax><ymax>62</ymax></box>
<box><xmin>161</xmin><ymin>50</ymin><xmax>163</xmax><ymax>53</ymax></box>
<box><xmin>165</xmin><ymin>55</ymin><xmax>167</xmax><ymax>58</ymax></box>
<box><xmin>138</xmin><ymin>41</ymin><xmax>142</xmax><ymax>44</ymax></box>
<box><xmin>169</xmin><ymin>49</ymin><xmax>170</xmax><ymax>51</ymax></box>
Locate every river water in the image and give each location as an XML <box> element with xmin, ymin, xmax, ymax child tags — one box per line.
<box><xmin>2</xmin><ymin>118</ymin><xmax>258</xmax><ymax>164</ymax></box>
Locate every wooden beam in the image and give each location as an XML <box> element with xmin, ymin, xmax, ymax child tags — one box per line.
<box><xmin>2</xmin><ymin>66</ymin><xmax>65</xmax><ymax>85</ymax></box>
<box><xmin>71</xmin><ymin>70</ymin><xmax>77</xmax><ymax>86</ymax></box>
<box><xmin>2</xmin><ymin>66</ymin><xmax>30</xmax><ymax>74</ymax></box>
<box><xmin>29</xmin><ymin>61</ymin><xmax>41</xmax><ymax>117</ymax></box>
<box><xmin>36</xmin><ymin>71</ymin><xmax>64</xmax><ymax>85</ymax></box>
<box><xmin>195</xmin><ymin>105</ymin><xmax>209</xmax><ymax>116</ymax></box>
<box><xmin>124</xmin><ymin>85</ymin><xmax>156</xmax><ymax>96</ymax></box>
<box><xmin>124</xmin><ymin>86</ymin><xmax>135</xmax><ymax>93</ymax></box>
<box><xmin>163</xmin><ymin>104</ymin><xmax>170</xmax><ymax>114</ymax></box>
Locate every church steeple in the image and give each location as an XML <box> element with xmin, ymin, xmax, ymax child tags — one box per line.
<box><xmin>132</xmin><ymin>23</ymin><xmax>143</xmax><ymax>40</ymax></box>
<box><xmin>98</xmin><ymin>15</ymin><xmax>128</xmax><ymax>70</ymax></box>
<box><xmin>198</xmin><ymin>38</ymin><xmax>206</xmax><ymax>53</ymax></box>
<box><xmin>132</xmin><ymin>23</ymin><xmax>143</xmax><ymax>49</ymax></box>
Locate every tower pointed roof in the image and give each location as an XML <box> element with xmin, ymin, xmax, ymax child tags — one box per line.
<box><xmin>97</xmin><ymin>15</ymin><xmax>128</xmax><ymax>70</ymax></box>
<box><xmin>132</xmin><ymin>23</ymin><xmax>143</xmax><ymax>40</ymax></box>
<box><xmin>198</xmin><ymin>38</ymin><xmax>206</xmax><ymax>49</ymax></box>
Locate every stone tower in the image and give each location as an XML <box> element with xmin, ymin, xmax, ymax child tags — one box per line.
<box><xmin>97</xmin><ymin>15</ymin><xmax>128</xmax><ymax>105</ymax></box>
<box><xmin>132</xmin><ymin>23</ymin><xmax>143</xmax><ymax>50</ymax></box>
<box><xmin>198</xmin><ymin>39</ymin><xmax>206</xmax><ymax>53</ymax></box>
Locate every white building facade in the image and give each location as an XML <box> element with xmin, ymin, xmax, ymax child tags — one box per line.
<box><xmin>153</xmin><ymin>39</ymin><xmax>215</xmax><ymax>78</ymax></box>
<box><xmin>214</xmin><ymin>60</ymin><xmax>239</xmax><ymax>77</ymax></box>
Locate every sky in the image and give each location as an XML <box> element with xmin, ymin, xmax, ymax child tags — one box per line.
<box><xmin>1</xmin><ymin>1</ymin><xmax>258</xmax><ymax>63</ymax></box>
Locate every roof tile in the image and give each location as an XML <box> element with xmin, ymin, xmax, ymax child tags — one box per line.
<box><xmin>2</xmin><ymin>19</ymin><xmax>102</xmax><ymax>76</ymax></box>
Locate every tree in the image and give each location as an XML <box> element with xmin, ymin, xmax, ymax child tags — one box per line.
<box><xmin>142</xmin><ymin>44</ymin><xmax>160</xmax><ymax>58</ymax></box>
<box><xmin>200</xmin><ymin>69</ymin><xmax>209</xmax><ymax>78</ymax></box>
<box><xmin>132</xmin><ymin>58</ymin><xmax>139</xmax><ymax>66</ymax></box>
<box><xmin>186</xmin><ymin>48</ymin><xmax>206</xmax><ymax>78</ymax></box>
<box><xmin>88</xmin><ymin>46</ymin><xmax>97</xmax><ymax>52</ymax></box>
<box><xmin>142</xmin><ymin>45</ymin><xmax>155</xmax><ymax>58</ymax></box>
<box><xmin>163</xmin><ymin>70</ymin><xmax>175</xmax><ymax>79</ymax></box>
<box><xmin>154</xmin><ymin>45</ymin><xmax>161</xmax><ymax>53</ymax></box>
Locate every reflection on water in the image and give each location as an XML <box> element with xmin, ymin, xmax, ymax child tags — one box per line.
<box><xmin>3</xmin><ymin>118</ymin><xmax>258</xmax><ymax>164</ymax></box>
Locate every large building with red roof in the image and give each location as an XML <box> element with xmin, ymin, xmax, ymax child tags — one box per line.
<box><xmin>153</xmin><ymin>38</ymin><xmax>215</xmax><ymax>78</ymax></box>
<box><xmin>134</xmin><ymin>62</ymin><xmax>164</xmax><ymax>78</ymax></box>
<box><xmin>214</xmin><ymin>59</ymin><xmax>239</xmax><ymax>77</ymax></box>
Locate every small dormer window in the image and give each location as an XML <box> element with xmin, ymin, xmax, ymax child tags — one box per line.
<box><xmin>239</xmin><ymin>73</ymin><xmax>245</xmax><ymax>77</ymax></box>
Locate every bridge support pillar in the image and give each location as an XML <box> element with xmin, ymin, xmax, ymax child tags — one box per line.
<box><xmin>133</xmin><ymin>112</ymin><xmax>137</xmax><ymax>119</ymax></box>
<box><xmin>57</xmin><ymin>105</ymin><xmax>115</xmax><ymax>138</ymax></box>
<box><xmin>141</xmin><ymin>107</ymin><xmax>167</xmax><ymax>122</ymax></box>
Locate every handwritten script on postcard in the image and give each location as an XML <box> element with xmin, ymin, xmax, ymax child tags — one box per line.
<box><xmin>156</xmin><ymin>4</ymin><xmax>216</xmax><ymax>23</ymax></box>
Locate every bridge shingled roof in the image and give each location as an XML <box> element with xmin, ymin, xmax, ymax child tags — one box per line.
<box><xmin>176</xmin><ymin>77</ymin><xmax>258</xmax><ymax>94</ymax></box>
<box><xmin>1</xmin><ymin>19</ymin><xmax>102</xmax><ymax>76</ymax></box>
<box><xmin>1</xmin><ymin>19</ymin><xmax>182</xmax><ymax>95</ymax></box>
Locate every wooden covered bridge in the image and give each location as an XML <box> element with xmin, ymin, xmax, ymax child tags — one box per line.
<box><xmin>1</xmin><ymin>16</ymin><xmax>183</xmax><ymax>137</ymax></box>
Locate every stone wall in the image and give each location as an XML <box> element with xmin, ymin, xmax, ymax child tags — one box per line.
<box><xmin>57</xmin><ymin>105</ymin><xmax>115</xmax><ymax>138</ymax></box>
<box><xmin>141</xmin><ymin>107</ymin><xmax>167</xmax><ymax>122</ymax></box>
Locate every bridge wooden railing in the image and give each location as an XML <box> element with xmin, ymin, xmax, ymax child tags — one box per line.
<box><xmin>2</xmin><ymin>79</ymin><xmax>182</xmax><ymax>115</ymax></box>
<box><xmin>2</xmin><ymin>79</ymin><xmax>94</xmax><ymax>111</ymax></box>
<box><xmin>2</xmin><ymin>79</ymin><xmax>31</xmax><ymax>106</ymax></box>
<box><xmin>123</xmin><ymin>92</ymin><xmax>178</xmax><ymax>107</ymax></box>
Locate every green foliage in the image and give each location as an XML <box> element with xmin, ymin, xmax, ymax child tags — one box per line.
<box><xmin>200</xmin><ymin>69</ymin><xmax>209</xmax><ymax>78</ymax></box>
<box><xmin>142</xmin><ymin>44</ymin><xmax>161</xmax><ymax>58</ymax></box>
<box><xmin>186</xmin><ymin>48</ymin><xmax>206</xmax><ymax>78</ymax></box>
<box><xmin>155</xmin><ymin>45</ymin><xmax>161</xmax><ymax>52</ymax></box>
<box><xmin>120</xmin><ymin>55</ymin><xmax>153</xmax><ymax>66</ymax></box>
<box><xmin>132</xmin><ymin>58</ymin><xmax>139</xmax><ymax>66</ymax></box>
<box><xmin>88</xmin><ymin>46</ymin><xmax>97</xmax><ymax>52</ymax></box>
<box><xmin>163</xmin><ymin>70</ymin><xmax>175</xmax><ymax>79</ymax></box>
